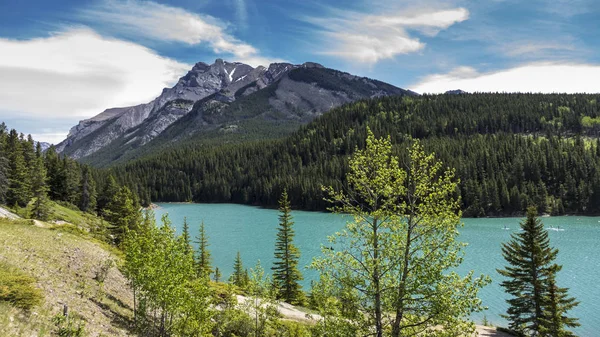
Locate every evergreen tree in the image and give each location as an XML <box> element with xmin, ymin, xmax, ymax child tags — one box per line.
<box><xmin>195</xmin><ymin>221</ymin><xmax>212</xmax><ymax>276</ymax></box>
<box><xmin>271</xmin><ymin>189</ymin><xmax>303</xmax><ymax>304</ymax></box>
<box><xmin>181</xmin><ymin>217</ymin><xmax>192</xmax><ymax>255</ymax></box>
<box><xmin>6</xmin><ymin>129</ymin><xmax>31</xmax><ymax>207</ymax></box>
<box><xmin>0</xmin><ymin>126</ymin><xmax>8</xmax><ymax>204</ymax></box>
<box><xmin>103</xmin><ymin>186</ymin><xmax>140</xmax><ymax>245</ymax></box>
<box><xmin>30</xmin><ymin>143</ymin><xmax>50</xmax><ymax>220</ymax></box>
<box><xmin>214</xmin><ymin>267</ymin><xmax>222</xmax><ymax>283</ymax></box>
<box><xmin>63</xmin><ymin>157</ymin><xmax>81</xmax><ymax>204</ymax></box>
<box><xmin>539</xmin><ymin>273</ymin><xmax>580</xmax><ymax>337</ymax></box>
<box><xmin>229</xmin><ymin>251</ymin><xmax>247</xmax><ymax>288</ymax></box>
<box><xmin>44</xmin><ymin>146</ymin><xmax>67</xmax><ymax>201</ymax></box>
<box><xmin>497</xmin><ymin>207</ymin><xmax>579</xmax><ymax>336</ymax></box>
<box><xmin>98</xmin><ymin>175</ymin><xmax>119</xmax><ymax>214</ymax></box>
<box><xmin>78</xmin><ymin>166</ymin><xmax>97</xmax><ymax>213</ymax></box>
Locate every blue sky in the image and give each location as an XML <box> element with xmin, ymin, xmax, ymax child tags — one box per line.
<box><xmin>1</xmin><ymin>0</ymin><xmax>600</xmax><ymax>143</ymax></box>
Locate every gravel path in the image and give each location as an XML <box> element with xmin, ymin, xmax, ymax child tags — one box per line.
<box><xmin>237</xmin><ymin>295</ymin><xmax>514</xmax><ymax>336</ymax></box>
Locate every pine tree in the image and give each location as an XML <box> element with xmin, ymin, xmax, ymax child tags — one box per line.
<box><xmin>539</xmin><ymin>272</ymin><xmax>580</xmax><ymax>337</ymax></box>
<box><xmin>214</xmin><ymin>267</ymin><xmax>222</xmax><ymax>283</ymax></box>
<box><xmin>44</xmin><ymin>146</ymin><xmax>67</xmax><ymax>201</ymax></box>
<box><xmin>103</xmin><ymin>186</ymin><xmax>140</xmax><ymax>246</ymax></box>
<box><xmin>497</xmin><ymin>207</ymin><xmax>578</xmax><ymax>336</ymax></box>
<box><xmin>6</xmin><ymin>129</ymin><xmax>31</xmax><ymax>207</ymax></box>
<box><xmin>98</xmin><ymin>175</ymin><xmax>119</xmax><ymax>215</ymax></box>
<box><xmin>195</xmin><ymin>221</ymin><xmax>212</xmax><ymax>276</ymax></box>
<box><xmin>0</xmin><ymin>125</ymin><xmax>8</xmax><ymax>204</ymax></box>
<box><xmin>78</xmin><ymin>165</ymin><xmax>97</xmax><ymax>213</ymax></box>
<box><xmin>30</xmin><ymin>143</ymin><xmax>50</xmax><ymax>220</ymax></box>
<box><xmin>271</xmin><ymin>189</ymin><xmax>303</xmax><ymax>304</ymax></box>
<box><xmin>181</xmin><ymin>217</ymin><xmax>192</xmax><ymax>255</ymax></box>
<box><xmin>229</xmin><ymin>251</ymin><xmax>247</xmax><ymax>288</ymax></box>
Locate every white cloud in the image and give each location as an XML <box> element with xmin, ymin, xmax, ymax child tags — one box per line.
<box><xmin>499</xmin><ymin>41</ymin><xmax>577</xmax><ymax>58</ymax></box>
<box><xmin>0</xmin><ymin>28</ymin><xmax>191</xmax><ymax>119</ymax></box>
<box><xmin>30</xmin><ymin>132</ymin><xmax>69</xmax><ymax>145</ymax></box>
<box><xmin>308</xmin><ymin>7</ymin><xmax>468</xmax><ymax>64</ymax></box>
<box><xmin>411</xmin><ymin>62</ymin><xmax>600</xmax><ymax>94</ymax></box>
<box><xmin>79</xmin><ymin>0</ymin><xmax>281</xmax><ymax>67</ymax></box>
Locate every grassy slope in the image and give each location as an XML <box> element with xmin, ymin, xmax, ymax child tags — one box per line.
<box><xmin>0</xmin><ymin>206</ymin><xmax>133</xmax><ymax>337</ymax></box>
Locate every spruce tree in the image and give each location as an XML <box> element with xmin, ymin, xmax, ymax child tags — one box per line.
<box><xmin>6</xmin><ymin>129</ymin><xmax>31</xmax><ymax>207</ymax></box>
<box><xmin>229</xmin><ymin>251</ymin><xmax>247</xmax><ymax>288</ymax></box>
<box><xmin>78</xmin><ymin>165</ymin><xmax>97</xmax><ymax>213</ymax></box>
<box><xmin>30</xmin><ymin>143</ymin><xmax>50</xmax><ymax>220</ymax></box>
<box><xmin>539</xmin><ymin>272</ymin><xmax>580</xmax><ymax>337</ymax></box>
<box><xmin>98</xmin><ymin>175</ymin><xmax>119</xmax><ymax>215</ymax></box>
<box><xmin>271</xmin><ymin>189</ymin><xmax>303</xmax><ymax>304</ymax></box>
<box><xmin>214</xmin><ymin>267</ymin><xmax>222</xmax><ymax>283</ymax></box>
<box><xmin>0</xmin><ymin>129</ymin><xmax>8</xmax><ymax>204</ymax></box>
<box><xmin>195</xmin><ymin>221</ymin><xmax>212</xmax><ymax>276</ymax></box>
<box><xmin>44</xmin><ymin>146</ymin><xmax>67</xmax><ymax>201</ymax></box>
<box><xmin>103</xmin><ymin>186</ymin><xmax>140</xmax><ymax>245</ymax></box>
<box><xmin>497</xmin><ymin>207</ymin><xmax>578</xmax><ymax>336</ymax></box>
<box><xmin>181</xmin><ymin>217</ymin><xmax>192</xmax><ymax>255</ymax></box>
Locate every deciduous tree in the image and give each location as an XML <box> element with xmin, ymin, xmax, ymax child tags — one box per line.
<box><xmin>312</xmin><ymin>130</ymin><xmax>489</xmax><ymax>337</ymax></box>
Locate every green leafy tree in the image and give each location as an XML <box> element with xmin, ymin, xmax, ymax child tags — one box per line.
<box><xmin>243</xmin><ymin>260</ymin><xmax>278</xmax><ymax>337</ymax></box>
<box><xmin>195</xmin><ymin>221</ymin><xmax>212</xmax><ymax>276</ymax></box>
<box><xmin>498</xmin><ymin>207</ymin><xmax>579</xmax><ymax>336</ymax></box>
<box><xmin>123</xmin><ymin>213</ymin><xmax>214</xmax><ymax>336</ymax></box>
<box><xmin>30</xmin><ymin>143</ymin><xmax>50</xmax><ymax>220</ymax></box>
<box><xmin>312</xmin><ymin>130</ymin><xmax>489</xmax><ymax>337</ymax></box>
<box><xmin>272</xmin><ymin>189</ymin><xmax>303</xmax><ymax>304</ymax></box>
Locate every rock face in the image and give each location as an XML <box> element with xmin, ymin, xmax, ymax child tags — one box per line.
<box><xmin>58</xmin><ymin>59</ymin><xmax>413</xmax><ymax>165</ymax></box>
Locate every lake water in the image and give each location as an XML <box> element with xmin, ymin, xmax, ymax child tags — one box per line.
<box><xmin>155</xmin><ymin>203</ymin><xmax>599</xmax><ymax>336</ymax></box>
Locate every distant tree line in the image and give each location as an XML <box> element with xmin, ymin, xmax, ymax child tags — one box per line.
<box><xmin>107</xmin><ymin>93</ymin><xmax>600</xmax><ymax>216</ymax></box>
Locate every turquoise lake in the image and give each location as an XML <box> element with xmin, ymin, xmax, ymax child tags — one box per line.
<box><xmin>155</xmin><ymin>203</ymin><xmax>598</xmax><ymax>336</ymax></box>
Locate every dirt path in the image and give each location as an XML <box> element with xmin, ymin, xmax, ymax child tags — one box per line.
<box><xmin>237</xmin><ymin>295</ymin><xmax>514</xmax><ymax>336</ymax></box>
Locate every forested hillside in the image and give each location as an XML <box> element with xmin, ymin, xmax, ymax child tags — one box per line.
<box><xmin>108</xmin><ymin>93</ymin><xmax>600</xmax><ymax>216</ymax></box>
<box><xmin>0</xmin><ymin>123</ymin><xmax>141</xmax><ymax>243</ymax></box>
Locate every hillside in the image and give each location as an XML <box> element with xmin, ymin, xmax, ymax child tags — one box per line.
<box><xmin>0</xmin><ymin>204</ymin><xmax>133</xmax><ymax>337</ymax></box>
<box><xmin>58</xmin><ymin>60</ymin><xmax>412</xmax><ymax>167</ymax></box>
<box><xmin>107</xmin><ymin>93</ymin><xmax>600</xmax><ymax>216</ymax></box>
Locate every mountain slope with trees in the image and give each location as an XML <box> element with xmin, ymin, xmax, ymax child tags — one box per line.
<box><xmin>107</xmin><ymin>93</ymin><xmax>600</xmax><ymax>217</ymax></box>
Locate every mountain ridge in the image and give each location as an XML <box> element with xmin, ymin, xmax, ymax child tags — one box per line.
<box><xmin>58</xmin><ymin>59</ymin><xmax>414</xmax><ymax>166</ymax></box>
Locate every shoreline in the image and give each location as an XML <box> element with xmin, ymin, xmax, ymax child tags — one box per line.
<box><xmin>150</xmin><ymin>201</ymin><xmax>598</xmax><ymax>219</ymax></box>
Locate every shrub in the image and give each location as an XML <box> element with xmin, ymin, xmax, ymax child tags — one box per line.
<box><xmin>0</xmin><ymin>262</ymin><xmax>43</xmax><ymax>310</ymax></box>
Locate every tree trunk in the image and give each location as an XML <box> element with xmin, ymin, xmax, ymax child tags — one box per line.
<box><xmin>373</xmin><ymin>218</ymin><xmax>383</xmax><ymax>337</ymax></box>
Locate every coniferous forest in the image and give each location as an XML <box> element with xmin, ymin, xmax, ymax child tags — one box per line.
<box><xmin>106</xmin><ymin>93</ymin><xmax>600</xmax><ymax>217</ymax></box>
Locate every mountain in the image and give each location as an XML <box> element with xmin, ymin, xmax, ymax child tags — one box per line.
<box><xmin>445</xmin><ymin>89</ymin><xmax>468</xmax><ymax>95</ymax></box>
<box><xmin>57</xmin><ymin>59</ymin><xmax>413</xmax><ymax>166</ymax></box>
<box><xmin>34</xmin><ymin>141</ymin><xmax>51</xmax><ymax>152</ymax></box>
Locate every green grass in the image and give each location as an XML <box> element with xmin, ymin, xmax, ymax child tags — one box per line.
<box><xmin>0</xmin><ymin>216</ymin><xmax>132</xmax><ymax>336</ymax></box>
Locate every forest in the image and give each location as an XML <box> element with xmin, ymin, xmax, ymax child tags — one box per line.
<box><xmin>105</xmin><ymin>93</ymin><xmax>600</xmax><ymax>217</ymax></box>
